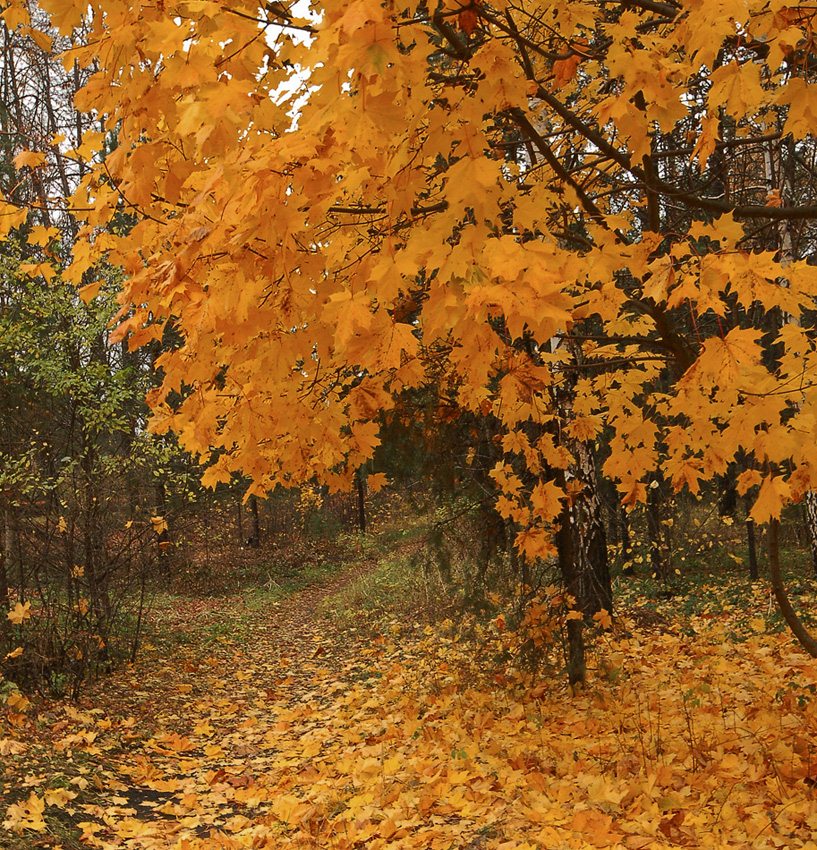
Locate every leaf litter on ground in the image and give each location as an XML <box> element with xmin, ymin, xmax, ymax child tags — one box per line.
<box><xmin>3</xmin><ymin>554</ymin><xmax>817</xmax><ymax>850</ymax></box>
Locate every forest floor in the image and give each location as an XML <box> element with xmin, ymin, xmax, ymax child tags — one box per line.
<box><xmin>4</xmin><ymin>526</ymin><xmax>817</xmax><ymax>850</ymax></box>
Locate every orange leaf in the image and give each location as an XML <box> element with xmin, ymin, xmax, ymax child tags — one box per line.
<box><xmin>367</xmin><ymin>472</ymin><xmax>388</xmax><ymax>493</ymax></box>
<box><xmin>79</xmin><ymin>280</ymin><xmax>103</xmax><ymax>302</ymax></box>
<box><xmin>750</xmin><ymin>475</ymin><xmax>791</xmax><ymax>524</ymax></box>
<box><xmin>13</xmin><ymin>150</ymin><xmax>46</xmax><ymax>169</ymax></box>
<box><xmin>553</xmin><ymin>54</ymin><xmax>581</xmax><ymax>88</ymax></box>
<box><xmin>593</xmin><ymin>609</ymin><xmax>613</xmax><ymax>629</ymax></box>
<box><xmin>6</xmin><ymin>601</ymin><xmax>32</xmax><ymax>625</ymax></box>
<box><xmin>458</xmin><ymin>6</ymin><xmax>478</xmax><ymax>35</ymax></box>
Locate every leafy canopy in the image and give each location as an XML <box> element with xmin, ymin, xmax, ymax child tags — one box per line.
<box><xmin>6</xmin><ymin>0</ymin><xmax>817</xmax><ymax>543</ymax></box>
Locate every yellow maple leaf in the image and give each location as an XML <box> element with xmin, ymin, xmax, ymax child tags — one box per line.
<box><xmin>0</xmin><ymin>200</ymin><xmax>28</xmax><ymax>237</ymax></box>
<box><xmin>78</xmin><ymin>279</ymin><xmax>104</xmax><ymax>302</ymax></box>
<box><xmin>367</xmin><ymin>472</ymin><xmax>389</xmax><ymax>493</ymax></box>
<box><xmin>593</xmin><ymin>609</ymin><xmax>613</xmax><ymax>630</ymax></box>
<box><xmin>775</xmin><ymin>78</ymin><xmax>817</xmax><ymax>138</ymax></box>
<box><xmin>39</xmin><ymin>0</ymin><xmax>85</xmax><ymax>35</ymax></box>
<box><xmin>13</xmin><ymin>150</ymin><xmax>46</xmax><ymax>169</ymax></box>
<box><xmin>7</xmin><ymin>601</ymin><xmax>32</xmax><ymax>625</ymax></box>
<box><xmin>44</xmin><ymin>788</ymin><xmax>77</xmax><ymax>808</ymax></box>
<box><xmin>3</xmin><ymin>792</ymin><xmax>46</xmax><ymax>833</ymax></box>
<box><xmin>502</xmin><ymin>429</ymin><xmax>530</xmax><ymax>455</ymax></box>
<box><xmin>691</xmin><ymin>113</ymin><xmax>720</xmax><ymax>170</ymax></box>
<box><xmin>514</xmin><ymin>526</ymin><xmax>557</xmax><ymax>562</ymax></box>
<box><xmin>530</xmin><ymin>480</ymin><xmax>564</xmax><ymax>522</ymax></box>
<box><xmin>19</xmin><ymin>261</ymin><xmax>57</xmax><ymax>283</ymax></box>
<box><xmin>566</xmin><ymin>415</ymin><xmax>602</xmax><ymax>443</ymax></box>
<box><xmin>6</xmin><ymin>691</ymin><xmax>30</xmax><ymax>712</ymax></box>
<box><xmin>750</xmin><ymin>475</ymin><xmax>791</xmax><ymax>524</ymax></box>
<box><xmin>708</xmin><ymin>62</ymin><xmax>766</xmax><ymax>118</ymax></box>
<box><xmin>736</xmin><ymin>468</ymin><xmax>762</xmax><ymax>495</ymax></box>
<box><xmin>0</xmin><ymin>2</ymin><xmax>29</xmax><ymax>29</ymax></box>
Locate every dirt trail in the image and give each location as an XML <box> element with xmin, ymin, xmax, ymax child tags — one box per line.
<box><xmin>249</xmin><ymin>557</ymin><xmax>375</xmax><ymax>664</ymax></box>
<box><xmin>110</xmin><ymin>554</ymin><xmax>379</xmax><ymax>736</ymax></box>
<box><xmin>2</xmin><ymin>553</ymin><xmax>385</xmax><ymax>850</ymax></box>
<box><xmin>7</xmin><ymin>549</ymin><xmax>817</xmax><ymax>850</ymax></box>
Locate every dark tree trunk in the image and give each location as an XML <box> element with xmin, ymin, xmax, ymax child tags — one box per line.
<box><xmin>82</xmin><ymin>447</ymin><xmax>111</xmax><ymax>651</ymax></box>
<box><xmin>13</xmin><ymin>508</ymin><xmax>23</xmax><ymax>599</ymax></box>
<box><xmin>355</xmin><ymin>471</ymin><xmax>366</xmax><ymax>534</ymax></box>
<box><xmin>647</xmin><ymin>479</ymin><xmax>667</xmax><ymax>581</ymax></box>
<box><xmin>804</xmin><ymin>492</ymin><xmax>817</xmax><ymax>577</ymax></box>
<box><xmin>556</xmin><ymin>499</ymin><xmax>586</xmax><ymax>687</ymax></box>
<box><xmin>768</xmin><ymin>519</ymin><xmax>817</xmax><ymax>657</ymax></box>
<box><xmin>569</xmin><ymin>440</ymin><xmax>613</xmax><ymax>616</ymax></box>
<box><xmin>155</xmin><ymin>479</ymin><xmax>171</xmax><ymax>561</ymax></box>
<box><xmin>470</xmin><ymin>505</ymin><xmax>503</xmax><ymax>606</ymax></box>
<box><xmin>718</xmin><ymin>469</ymin><xmax>738</xmax><ymax>517</ymax></box>
<box><xmin>552</xmin><ymin>446</ymin><xmax>610</xmax><ymax>688</ymax></box>
<box><xmin>0</xmin><ymin>505</ymin><xmax>11</xmax><ymax>642</ymax></box>
<box><xmin>249</xmin><ymin>495</ymin><xmax>260</xmax><ymax>547</ymax></box>
<box><xmin>601</xmin><ymin>478</ymin><xmax>621</xmax><ymax>545</ymax></box>
<box><xmin>553</xmin><ymin>340</ymin><xmax>612</xmax><ymax>615</ymax></box>
<box><xmin>746</xmin><ymin>518</ymin><xmax>759</xmax><ymax>580</ymax></box>
<box><xmin>565</xmin><ymin>618</ymin><xmax>586</xmax><ymax>687</ymax></box>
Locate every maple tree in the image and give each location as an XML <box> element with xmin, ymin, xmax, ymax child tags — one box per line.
<box><xmin>6</xmin><ymin>0</ymin><xmax>817</xmax><ymax>665</ymax></box>
<box><xmin>21</xmin><ymin>6</ymin><xmax>817</xmax><ymax>846</ymax></box>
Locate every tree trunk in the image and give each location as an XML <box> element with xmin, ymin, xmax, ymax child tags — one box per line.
<box><xmin>718</xmin><ymin>469</ymin><xmax>738</xmax><ymax>517</ymax></box>
<box><xmin>11</xmin><ymin>506</ymin><xmax>23</xmax><ymax>598</ymax></box>
<box><xmin>355</xmin><ymin>470</ymin><xmax>366</xmax><ymax>534</ymax></box>
<box><xmin>249</xmin><ymin>495</ymin><xmax>261</xmax><ymax>547</ymax></box>
<box><xmin>155</xmin><ymin>479</ymin><xmax>171</xmax><ymax>561</ymax></box>
<box><xmin>746</xmin><ymin>518</ymin><xmax>759</xmax><ymax>581</ymax></box>
<box><xmin>1</xmin><ymin>504</ymin><xmax>11</xmax><ymax>641</ymax></box>
<box><xmin>83</xmin><ymin>455</ymin><xmax>111</xmax><ymax>651</ymax></box>
<box><xmin>804</xmin><ymin>492</ymin><xmax>817</xmax><ymax>577</ymax></box>
<box><xmin>470</xmin><ymin>504</ymin><xmax>503</xmax><ymax>607</ymax></box>
<box><xmin>551</xmin><ymin>448</ymin><xmax>610</xmax><ymax>687</ymax></box>
<box><xmin>620</xmin><ymin>505</ymin><xmax>633</xmax><ymax>573</ymax></box>
<box><xmin>569</xmin><ymin>440</ymin><xmax>613</xmax><ymax>616</ymax></box>
<box><xmin>552</xmin><ymin>339</ymin><xmax>612</xmax><ymax>615</ymax></box>
<box><xmin>768</xmin><ymin>519</ymin><xmax>817</xmax><ymax>657</ymax></box>
<box><xmin>565</xmin><ymin>618</ymin><xmax>585</xmax><ymax>688</ymax></box>
<box><xmin>556</xmin><ymin>499</ymin><xmax>586</xmax><ymax>686</ymax></box>
<box><xmin>647</xmin><ymin>480</ymin><xmax>667</xmax><ymax>581</ymax></box>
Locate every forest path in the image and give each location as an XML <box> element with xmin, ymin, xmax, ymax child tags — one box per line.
<box><xmin>6</xmin><ymin>539</ymin><xmax>817</xmax><ymax>850</ymax></box>
<box><xmin>138</xmin><ymin>546</ymin><xmax>380</xmax><ymax>707</ymax></box>
<box><xmin>1</xmin><ymin>541</ymin><xmax>401</xmax><ymax>849</ymax></box>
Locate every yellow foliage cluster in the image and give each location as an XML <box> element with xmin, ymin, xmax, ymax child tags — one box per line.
<box><xmin>5</xmin><ymin>0</ymin><xmax>817</xmax><ymax>541</ymax></box>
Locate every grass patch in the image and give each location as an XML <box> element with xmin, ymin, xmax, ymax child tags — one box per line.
<box><xmin>359</xmin><ymin>522</ymin><xmax>429</xmax><ymax>555</ymax></box>
<box><xmin>614</xmin><ymin>537</ymin><xmax>817</xmax><ymax>646</ymax></box>
<box><xmin>246</xmin><ymin>554</ymin><xmax>344</xmax><ymax>602</ymax></box>
<box><xmin>142</xmin><ymin>550</ymin><xmax>353</xmax><ymax>652</ymax></box>
<box><xmin>137</xmin><ymin>519</ymin><xmax>432</xmax><ymax>653</ymax></box>
<box><xmin>322</xmin><ymin>550</ymin><xmax>438</xmax><ymax>629</ymax></box>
